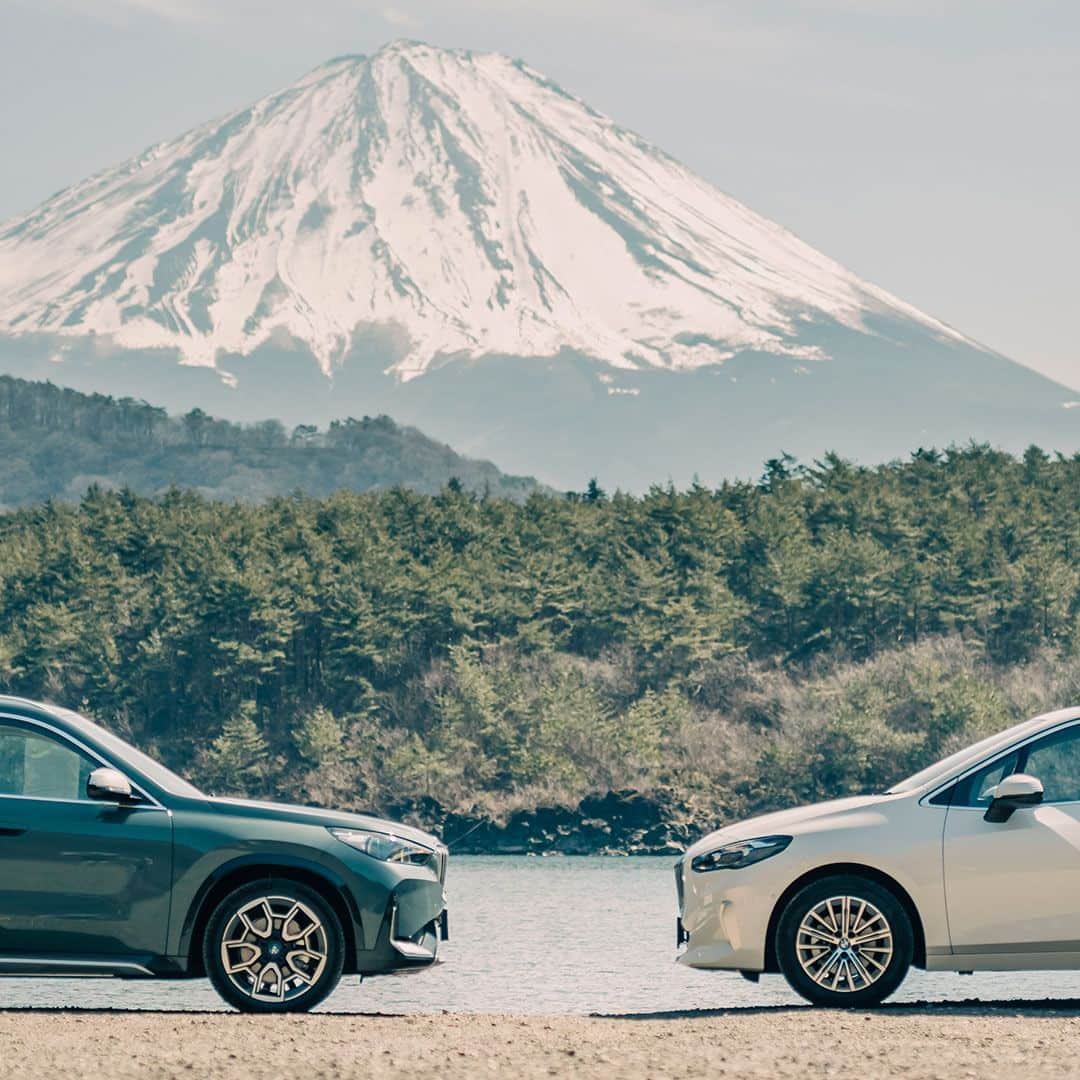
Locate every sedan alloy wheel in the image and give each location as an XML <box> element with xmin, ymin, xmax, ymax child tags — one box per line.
<box><xmin>777</xmin><ymin>874</ymin><xmax>913</xmax><ymax>1007</ymax></box>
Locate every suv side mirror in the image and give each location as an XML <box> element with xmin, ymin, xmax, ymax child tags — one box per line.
<box><xmin>984</xmin><ymin>773</ymin><xmax>1043</xmax><ymax>823</ymax></box>
<box><xmin>87</xmin><ymin>767</ymin><xmax>139</xmax><ymax>804</ymax></box>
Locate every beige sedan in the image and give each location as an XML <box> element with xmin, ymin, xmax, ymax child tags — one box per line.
<box><xmin>676</xmin><ymin>706</ymin><xmax>1080</xmax><ymax>1005</ymax></box>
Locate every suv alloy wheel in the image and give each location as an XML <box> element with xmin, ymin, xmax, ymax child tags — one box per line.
<box><xmin>204</xmin><ymin>879</ymin><xmax>346</xmax><ymax>1013</ymax></box>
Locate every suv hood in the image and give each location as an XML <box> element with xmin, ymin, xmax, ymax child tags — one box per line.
<box><xmin>207</xmin><ymin>796</ymin><xmax>443</xmax><ymax>850</ymax></box>
<box><xmin>685</xmin><ymin>793</ymin><xmax>898</xmax><ymax>859</ymax></box>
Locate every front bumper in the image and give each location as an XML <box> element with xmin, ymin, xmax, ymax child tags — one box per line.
<box><xmin>354</xmin><ymin>877</ymin><xmax>447</xmax><ymax>976</ymax></box>
<box><xmin>674</xmin><ymin>855</ymin><xmax>778</xmax><ymax>973</ymax></box>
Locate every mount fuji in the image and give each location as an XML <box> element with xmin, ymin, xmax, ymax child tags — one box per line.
<box><xmin>0</xmin><ymin>40</ymin><xmax>1075</xmax><ymax>489</ymax></box>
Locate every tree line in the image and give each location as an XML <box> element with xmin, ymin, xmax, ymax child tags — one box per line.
<box><xmin>0</xmin><ymin>441</ymin><xmax>1078</xmax><ymax>822</ymax></box>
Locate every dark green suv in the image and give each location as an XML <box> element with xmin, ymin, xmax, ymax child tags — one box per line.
<box><xmin>0</xmin><ymin>696</ymin><xmax>448</xmax><ymax>1012</ymax></box>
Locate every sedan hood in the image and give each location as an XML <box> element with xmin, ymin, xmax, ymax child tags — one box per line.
<box><xmin>207</xmin><ymin>796</ymin><xmax>443</xmax><ymax>850</ymax></box>
<box><xmin>685</xmin><ymin>793</ymin><xmax>896</xmax><ymax>858</ymax></box>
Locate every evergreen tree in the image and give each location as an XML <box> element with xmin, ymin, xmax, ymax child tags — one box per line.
<box><xmin>204</xmin><ymin>704</ymin><xmax>272</xmax><ymax>795</ymax></box>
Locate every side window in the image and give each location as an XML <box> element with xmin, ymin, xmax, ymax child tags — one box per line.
<box><xmin>0</xmin><ymin>723</ymin><xmax>97</xmax><ymax>801</ymax></box>
<box><xmin>1024</xmin><ymin>726</ymin><xmax>1080</xmax><ymax>804</ymax></box>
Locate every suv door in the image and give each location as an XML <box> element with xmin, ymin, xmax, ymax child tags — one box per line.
<box><xmin>943</xmin><ymin>721</ymin><xmax>1080</xmax><ymax>959</ymax></box>
<box><xmin>0</xmin><ymin>717</ymin><xmax>173</xmax><ymax>960</ymax></box>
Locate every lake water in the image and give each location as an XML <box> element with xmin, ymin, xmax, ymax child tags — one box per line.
<box><xmin>4</xmin><ymin>856</ymin><xmax>1080</xmax><ymax>1013</ymax></box>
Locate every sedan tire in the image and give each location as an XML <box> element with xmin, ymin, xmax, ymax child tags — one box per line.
<box><xmin>776</xmin><ymin>874</ymin><xmax>912</xmax><ymax>1007</ymax></box>
<box><xmin>204</xmin><ymin>878</ymin><xmax>346</xmax><ymax>1013</ymax></box>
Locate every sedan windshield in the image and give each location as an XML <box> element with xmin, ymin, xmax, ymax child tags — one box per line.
<box><xmin>56</xmin><ymin>707</ymin><xmax>204</xmax><ymax>799</ymax></box>
<box><xmin>886</xmin><ymin>716</ymin><xmax>1048</xmax><ymax>795</ymax></box>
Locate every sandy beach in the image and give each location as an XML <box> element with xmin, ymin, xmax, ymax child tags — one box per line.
<box><xmin>1</xmin><ymin>1004</ymin><xmax>1078</xmax><ymax>1079</ymax></box>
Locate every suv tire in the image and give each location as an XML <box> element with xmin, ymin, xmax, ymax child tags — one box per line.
<box><xmin>203</xmin><ymin>878</ymin><xmax>346</xmax><ymax>1013</ymax></box>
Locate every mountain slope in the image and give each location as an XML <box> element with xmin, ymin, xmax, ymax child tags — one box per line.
<box><xmin>0</xmin><ymin>375</ymin><xmax>539</xmax><ymax>507</ymax></box>
<box><xmin>0</xmin><ymin>41</ymin><xmax>1075</xmax><ymax>488</ymax></box>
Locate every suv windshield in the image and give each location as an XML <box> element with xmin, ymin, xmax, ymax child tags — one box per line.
<box><xmin>55</xmin><ymin>708</ymin><xmax>204</xmax><ymax>799</ymax></box>
<box><xmin>886</xmin><ymin>717</ymin><xmax>1047</xmax><ymax>795</ymax></box>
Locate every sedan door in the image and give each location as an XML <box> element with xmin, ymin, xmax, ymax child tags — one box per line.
<box><xmin>943</xmin><ymin>722</ymin><xmax>1080</xmax><ymax>961</ymax></box>
<box><xmin>0</xmin><ymin>719</ymin><xmax>173</xmax><ymax>959</ymax></box>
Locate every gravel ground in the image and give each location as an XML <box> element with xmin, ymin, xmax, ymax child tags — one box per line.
<box><xmin>1</xmin><ymin>1004</ymin><xmax>1079</xmax><ymax>1078</ymax></box>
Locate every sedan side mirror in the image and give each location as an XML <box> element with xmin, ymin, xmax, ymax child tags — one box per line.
<box><xmin>86</xmin><ymin>767</ymin><xmax>140</xmax><ymax>804</ymax></box>
<box><xmin>984</xmin><ymin>773</ymin><xmax>1043</xmax><ymax>823</ymax></box>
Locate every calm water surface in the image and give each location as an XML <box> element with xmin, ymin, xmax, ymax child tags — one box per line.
<box><xmin>4</xmin><ymin>856</ymin><xmax>1080</xmax><ymax>1013</ymax></box>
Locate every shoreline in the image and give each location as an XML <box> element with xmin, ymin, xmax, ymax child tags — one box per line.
<box><xmin>2</xmin><ymin>1006</ymin><xmax>1078</xmax><ymax>1078</ymax></box>
<box><xmin>395</xmin><ymin>789</ymin><xmax>696</xmax><ymax>856</ymax></box>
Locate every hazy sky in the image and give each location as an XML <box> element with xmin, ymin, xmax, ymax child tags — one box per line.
<box><xmin>1</xmin><ymin>0</ymin><xmax>1076</xmax><ymax>388</ymax></box>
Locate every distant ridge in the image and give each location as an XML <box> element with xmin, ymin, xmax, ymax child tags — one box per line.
<box><xmin>0</xmin><ymin>375</ymin><xmax>540</xmax><ymax>507</ymax></box>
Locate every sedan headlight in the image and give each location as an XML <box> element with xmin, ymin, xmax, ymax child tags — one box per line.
<box><xmin>690</xmin><ymin>835</ymin><xmax>791</xmax><ymax>872</ymax></box>
<box><xmin>329</xmin><ymin>827</ymin><xmax>436</xmax><ymax>867</ymax></box>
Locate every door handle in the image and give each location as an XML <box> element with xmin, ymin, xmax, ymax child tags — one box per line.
<box><xmin>0</xmin><ymin>825</ymin><xmax>26</xmax><ymax>837</ymax></box>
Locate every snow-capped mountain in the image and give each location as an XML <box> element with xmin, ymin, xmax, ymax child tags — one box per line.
<box><xmin>0</xmin><ymin>40</ymin><xmax>970</xmax><ymax>377</ymax></box>
<box><xmin>0</xmin><ymin>41</ymin><xmax>1075</xmax><ymax>489</ymax></box>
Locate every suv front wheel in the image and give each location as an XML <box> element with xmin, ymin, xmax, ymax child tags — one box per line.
<box><xmin>776</xmin><ymin>874</ymin><xmax>913</xmax><ymax>1007</ymax></box>
<box><xmin>204</xmin><ymin>878</ymin><xmax>346</xmax><ymax>1013</ymax></box>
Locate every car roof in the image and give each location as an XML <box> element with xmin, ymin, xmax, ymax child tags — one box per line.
<box><xmin>0</xmin><ymin>695</ymin><xmax>64</xmax><ymax>718</ymax></box>
<box><xmin>1029</xmin><ymin>705</ymin><xmax>1080</xmax><ymax>728</ymax></box>
<box><xmin>0</xmin><ymin>696</ymin><xmax>87</xmax><ymax>734</ymax></box>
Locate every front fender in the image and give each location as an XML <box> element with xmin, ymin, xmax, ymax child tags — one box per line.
<box><xmin>170</xmin><ymin>851</ymin><xmax>368</xmax><ymax>964</ymax></box>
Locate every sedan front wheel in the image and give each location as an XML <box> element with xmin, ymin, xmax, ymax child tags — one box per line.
<box><xmin>776</xmin><ymin>875</ymin><xmax>913</xmax><ymax>1007</ymax></box>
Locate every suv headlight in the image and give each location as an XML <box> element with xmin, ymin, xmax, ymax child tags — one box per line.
<box><xmin>690</xmin><ymin>835</ymin><xmax>791</xmax><ymax>872</ymax></box>
<box><xmin>329</xmin><ymin>827</ymin><xmax>436</xmax><ymax>866</ymax></box>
